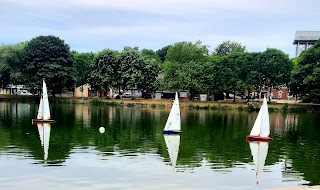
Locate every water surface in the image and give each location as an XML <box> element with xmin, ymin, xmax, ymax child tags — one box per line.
<box><xmin>0</xmin><ymin>102</ymin><xmax>319</xmax><ymax>190</ymax></box>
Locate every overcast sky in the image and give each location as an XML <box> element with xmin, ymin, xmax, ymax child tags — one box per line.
<box><xmin>1</xmin><ymin>0</ymin><xmax>319</xmax><ymax>57</ymax></box>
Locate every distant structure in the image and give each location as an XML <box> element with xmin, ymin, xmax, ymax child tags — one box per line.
<box><xmin>293</xmin><ymin>31</ymin><xmax>320</xmax><ymax>57</ymax></box>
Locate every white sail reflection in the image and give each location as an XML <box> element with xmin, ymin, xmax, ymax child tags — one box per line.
<box><xmin>37</xmin><ymin>123</ymin><xmax>51</xmax><ymax>162</ymax></box>
<box><xmin>249</xmin><ymin>141</ymin><xmax>269</xmax><ymax>184</ymax></box>
<box><xmin>164</xmin><ymin>134</ymin><xmax>180</xmax><ymax>171</ymax></box>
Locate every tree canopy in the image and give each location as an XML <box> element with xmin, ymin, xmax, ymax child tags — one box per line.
<box><xmin>290</xmin><ymin>39</ymin><xmax>320</xmax><ymax>103</ymax></box>
<box><xmin>22</xmin><ymin>35</ymin><xmax>76</xmax><ymax>95</ymax></box>
<box><xmin>0</xmin><ymin>43</ymin><xmax>26</xmax><ymax>88</ymax></box>
<box><xmin>214</xmin><ymin>40</ymin><xmax>246</xmax><ymax>56</ymax></box>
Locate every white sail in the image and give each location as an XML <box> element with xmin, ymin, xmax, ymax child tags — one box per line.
<box><xmin>249</xmin><ymin>141</ymin><xmax>269</xmax><ymax>184</ymax></box>
<box><xmin>42</xmin><ymin>80</ymin><xmax>51</xmax><ymax>120</ymax></box>
<box><xmin>164</xmin><ymin>134</ymin><xmax>180</xmax><ymax>169</ymax></box>
<box><xmin>250</xmin><ymin>96</ymin><xmax>270</xmax><ymax>137</ymax></box>
<box><xmin>163</xmin><ymin>92</ymin><xmax>181</xmax><ymax>131</ymax></box>
<box><xmin>260</xmin><ymin>97</ymin><xmax>270</xmax><ymax>137</ymax></box>
<box><xmin>250</xmin><ymin>106</ymin><xmax>262</xmax><ymax>136</ymax></box>
<box><xmin>37</xmin><ymin>97</ymin><xmax>43</xmax><ymax>119</ymax></box>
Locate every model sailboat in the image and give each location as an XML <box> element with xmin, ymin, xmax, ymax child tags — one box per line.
<box><xmin>164</xmin><ymin>134</ymin><xmax>180</xmax><ymax>170</ymax></box>
<box><xmin>163</xmin><ymin>92</ymin><xmax>182</xmax><ymax>134</ymax></box>
<box><xmin>249</xmin><ymin>141</ymin><xmax>269</xmax><ymax>184</ymax></box>
<box><xmin>37</xmin><ymin>123</ymin><xmax>51</xmax><ymax>162</ymax></box>
<box><xmin>246</xmin><ymin>96</ymin><xmax>272</xmax><ymax>142</ymax></box>
<box><xmin>32</xmin><ymin>79</ymin><xmax>55</xmax><ymax>123</ymax></box>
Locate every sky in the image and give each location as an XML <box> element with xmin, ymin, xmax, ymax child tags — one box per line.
<box><xmin>0</xmin><ymin>0</ymin><xmax>319</xmax><ymax>58</ymax></box>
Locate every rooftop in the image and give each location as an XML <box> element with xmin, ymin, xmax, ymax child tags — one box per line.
<box><xmin>293</xmin><ymin>31</ymin><xmax>320</xmax><ymax>44</ymax></box>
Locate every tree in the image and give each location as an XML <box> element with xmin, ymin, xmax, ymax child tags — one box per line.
<box><xmin>136</xmin><ymin>58</ymin><xmax>160</xmax><ymax>92</ymax></box>
<box><xmin>0</xmin><ymin>43</ymin><xmax>26</xmax><ymax>88</ymax></box>
<box><xmin>166</xmin><ymin>40</ymin><xmax>209</xmax><ymax>63</ymax></box>
<box><xmin>156</xmin><ymin>45</ymin><xmax>172</xmax><ymax>62</ymax></box>
<box><xmin>123</xmin><ymin>46</ymin><xmax>139</xmax><ymax>51</ymax></box>
<box><xmin>22</xmin><ymin>35</ymin><xmax>76</xmax><ymax>96</ymax></box>
<box><xmin>290</xmin><ymin>39</ymin><xmax>320</xmax><ymax>103</ymax></box>
<box><xmin>162</xmin><ymin>41</ymin><xmax>210</xmax><ymax>99</ymax></box>
<box><xmin>87</xmin><ymin>49</ymin><xmax>117</xmax><ymax>97</ymax></box>
<box><xmin>140</xmin><ymin>48</ymin><xmax>160</xmax><ymax>62</ymax></box>
<box><xmin>72</xmin><ymin>51</ymin><xmax>94</xmax><ymax>86</ymax></box>
<box><xmin>214</xmin><ymin>40</ymin><xmax>246</xmax><ymax>56</ymax></box>
<box><xmin>117</xmin><ymin>49</ymin><xmax>143</xmax><ymax>91</ymax></box>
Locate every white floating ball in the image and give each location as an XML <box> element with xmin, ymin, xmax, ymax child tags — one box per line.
<box><xmin>99</xmin><ymin>126</ymin><xmax>105</xmax><ymax>134</ymax></box>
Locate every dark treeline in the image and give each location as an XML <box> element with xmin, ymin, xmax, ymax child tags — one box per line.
<box><xmin>0</xmin><ymin>35</ymin><xmax>319</xmax><ymax>102</ymax></box>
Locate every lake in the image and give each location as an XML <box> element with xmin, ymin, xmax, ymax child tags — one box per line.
<box><xmin>0</xmin><ymin>102</ymin><xmax>319</xmax><ymax>190</ymax></box>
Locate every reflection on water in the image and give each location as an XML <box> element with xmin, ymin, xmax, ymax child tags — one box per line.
<box><xmin>163</xmin><ymin>134</ymin><xmax>180</xmax><ymax>171</ymax></box>
<box><xmin>0</xmin><ymin>102</ymin><xmax>320</xmax><ymax>189</ymax></box>
<box><xmin>37</xmin><ymin>123</ymin><xmax>51</xmax><ymax>162</ymax></box>
<box><xmin>249</xmin><ymin>141</ymin><xmax>269</xmax><ymax>184</ymax></box>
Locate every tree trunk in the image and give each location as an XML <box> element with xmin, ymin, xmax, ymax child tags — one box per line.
<box><xmin>233</xmin><ymin>89</ymin><xmax>236</xmax><ymax>103</ymax></box>
<box><xmin>269</xmin><ymin>86</ymin><xmax>272</xmax><ymax>102</ymax></box>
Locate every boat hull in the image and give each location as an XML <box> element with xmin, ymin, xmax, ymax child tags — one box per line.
<box><xmin>32</xmin><ymin>119</ymin><xmax>55</xmax><ymax>124</ymax></box>
<box><xmin>163</xmin><ymin>130</ymin><xmax>182</xmax><ymax>135</ymax></box>
<box><xmin>246</xmin><ymin>135</ymin><xmax>272</xmax><ymax>142</ymax></box>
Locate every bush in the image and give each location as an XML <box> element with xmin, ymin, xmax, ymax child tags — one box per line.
<box><xmin>188</xmin><ymin>103</ymin><xmax>194</xmax><ymax>108</ymax></box>
<box><xmin>150</xmin><ymin>103</ymin><xmax>157</xmax><ymax>108</ymax></box>
<box><xmin>268</xmin><ymin>107</ymin><xmax>276</xmax><ymax>112</ymax></box>
<box><xmin>90</xmin><ymin>97</ymin><xmax>104</xmax><ymax>105</ymax></box>
<box><xmin>281</xmin><ymin>103</ymin><xmax>288</xmax><ymax>111</ymax></box>
<box><xmin>247</xmin><ymin>102</ymin><xmax>260</xmax><ymax>111</ymax></box>
<box><xmin>238</xmin><ymin>105</ymin><xmax>244</xmax><ymax>111</ymax></box>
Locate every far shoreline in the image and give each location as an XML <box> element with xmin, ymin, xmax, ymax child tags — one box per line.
<box><xmin>1</xmin><ymin>94</ymin><xmax>319</xmax><ymax>112</ymax></box>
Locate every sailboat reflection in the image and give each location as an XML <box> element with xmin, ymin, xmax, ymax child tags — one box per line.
<box><xmin>249</xmin><ymin>141</ymin><xmax>269</xmax><ymax>184</ymax></box>
<box><xmin>164</xmin><ymin>134</ymin><xmax>180</xmax><ymax>170</ymax></box>
<box><xmin>37</xmin><ymin>123</ymin><xmax>51</xmax><ymax>162</ymax></box>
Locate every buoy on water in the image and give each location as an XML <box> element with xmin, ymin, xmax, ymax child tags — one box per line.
<box><xmin>99</xmin><ymin>126</ymin><xmax>105</xmax><ymax>134</ymax></box>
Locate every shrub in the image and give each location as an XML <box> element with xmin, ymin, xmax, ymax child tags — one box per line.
<box><xmin>247</xmin><ymin>102</ymin><xmax>260</xmax><ymax>111</ymax></box>
<box><xmin>210</xmin><ymin>105</ymin><xmax>218</xmax><ymax>110</ymax></box>
<box><xmin>238</xmin><ymin>105</ymin><xmax>244</xmax><ymax>111</ymax></box>
<box><xmin>159</xmin><ymin>103</ymin><xmax>166</xmax><ymax>108</ymax></box>
<box><xmin>281</xmin><ymin>103</ymin><xmax>288</xmax><ymax>111</ymax></box>
<box><xmin>188</xmin><ymin>103</ymin><xmax>194</xmax><ymax>108</ymax></box>
<box><xmin>90</xmin><ymin>97</ymin><xmax>104</xmax><ymax>105</ymax></box>
<box><xmin>268</xmin><ymin>107</ymin><xmax>276</xmax><ymax>112</ymax></box>
<box><xmin>150</xmin><ymin>103</ymin><xmax>157</xmax><ymax>108</ymax></box>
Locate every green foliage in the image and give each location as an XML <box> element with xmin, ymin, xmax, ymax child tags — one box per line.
<box><xmin>247</xmin><ymin>102</ymin><xmax>260</xmax><ymax>111</ymax></box>
<box><xmin>90</xmin><ymin>97</ymin><xmax>104</xmax><ymax>105</ymax></box>
<box><xmin>140</xmin><ymin>49</ymin><xmax>160</xmax><ymax>62</ymax></box>
<box><xmin>188</xmin><ymin>103</ymin><xmax>194</xmax><ymax>108</ymax></box>
<box><xmin>150</xmin><ymin>103</ymin><xmax>157</xmax><ymax>108</ymax></box>
<box><xmin>22</xmin><ymin>35</ymin><xmax>76</xmax><ymax>96</ymax></box>
<box><xmin>72</xmin><ymin>51</ymin><xmax>94</xmax><ymax>86</ymax></box>
<box><xmin>268</xmin><ymin>107</ymin><xmax>277</xmax><ymax>112</ymax></box>
<box><xmin>0</xmin><ymin>43</ymin><xmax>26</xmax><ymax>87</ymax></box>
<box><xmin>136</xmin><ymin>58</ymin><xmax>160</xmax><ymax>92</ymax></box>
<box><xmin>156</xmin><ymin>45</ymin><xmax>172</xmax><ymax>62</ymax></box>
<box><xmin>290</xmin><ymin>39</ymin><xmax>320</xmax><ymax>103</ymax></box>
<box><xmin>166</xmin><ymin>40</ymin><xmax>209</xmax><ymax>63</ymax></box>
<box><xmin>214</xmin><ymin>40</ymin><xmax>246</xmax><ymax>56</ymax></box>
<box><xmin>281</xmin><ymin>103</ymin><xmax>289</xmax><ymax>111</ymax></box>
<box><xmin>238</xmin><ymin>105</ymin><xmax>244</xmax><ymax>111</ymax></box>
<box><xmin>88</xmin><ymin>49</ymin><xmax>117</xmax><ymax>95</ymax></box>
<box><xmin>117</xmin><ymin>49</ymin><xmax>143</xmax><ymax>91</ymax></box>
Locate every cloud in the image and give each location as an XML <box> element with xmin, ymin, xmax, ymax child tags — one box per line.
<box><xmin>1</xmin><ymin>0</ymin><xmax>319</xmax><ymax>57</ymax></box>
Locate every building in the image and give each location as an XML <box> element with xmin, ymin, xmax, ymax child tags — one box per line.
<box><xmin>293</xmin><ymin>31</ymin><xmax>320</xmax><ymax>57</ymax></box>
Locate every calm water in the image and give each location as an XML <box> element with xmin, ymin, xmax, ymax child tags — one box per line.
<box><xmin>0</xmin><ymin>102</ymin><xmax>320</xmax><ymax>190</ymax></box>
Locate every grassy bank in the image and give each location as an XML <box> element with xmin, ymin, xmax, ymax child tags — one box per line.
<box><xmin>1</xmin><ymin>94</ymin><xmax>319</xmax><ymax>112</ymax></box>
